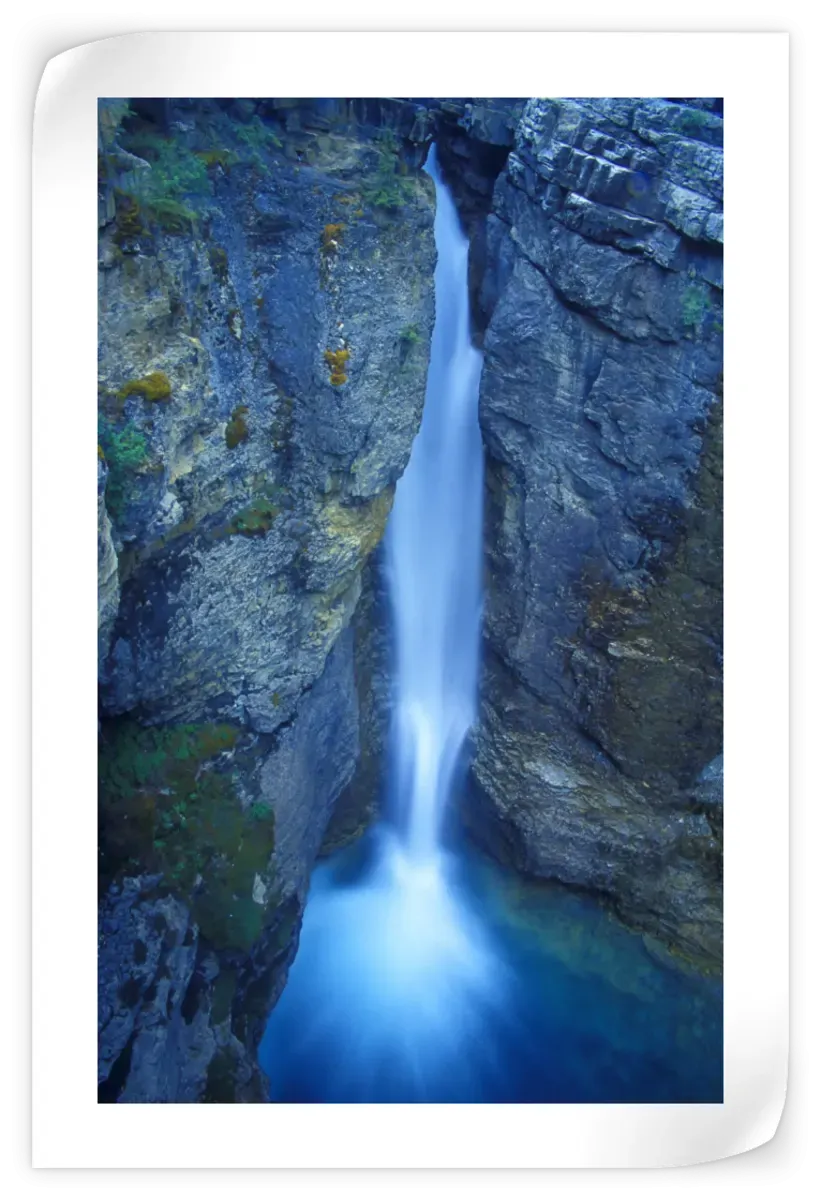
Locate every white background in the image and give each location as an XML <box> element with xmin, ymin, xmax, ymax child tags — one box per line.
<box><xmin>33</xmin><ymin>29</ymin><xmax>788</xmax><ymax>1165</ymax></box>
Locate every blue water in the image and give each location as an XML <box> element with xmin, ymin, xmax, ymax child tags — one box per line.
<box><xmin>258</xmin><ymin>146</ymin><xmax>722</xmax><ymax>1103</ymax></box>
<box><xmin>259</xmin><ymin>828</ymin><xmax>723</xmax><ymax>1103</ymax></box>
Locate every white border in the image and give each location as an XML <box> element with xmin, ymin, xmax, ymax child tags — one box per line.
<box><xmin>32</xmin><ymin>31</ymin><xmax>788</xmax><ymax>1168</ymax></box>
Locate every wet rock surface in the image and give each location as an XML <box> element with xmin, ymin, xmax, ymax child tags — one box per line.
<box><xmin>457</xmin><ymin>98</ymin><xmax>723</xmax><ymax>968</ymax></box>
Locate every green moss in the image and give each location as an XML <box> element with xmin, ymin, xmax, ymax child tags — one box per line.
<box><xmin>362</xmin><ymin>130</ymin><xmax>418</xmax><ymax>211</ymax></box>
<box><xmin>117</xmin><ymin>371</ymin><xmax>172</xmax><ymax>404</ymax></box>
<box><xmin>225</xmin><ymin>405</ymin><xmax>250</xmax><ymax>450</ymax></box>
<box><xmin>682</xmin><ymin>285</ymin><xmax>709</xmax><ymax>337</ymax></box>
<box><xmin>98</xmin><ymin>418</ymin><xmax>149</xmax><ymax>520</ymax></box>
<box><xmin>677</xmin><ymin>107</ymin><xmax>717</xmax><ymax>138</ymax></box>
<box><xmin>234</xmin><ymin>116</ymin><xmax>283</xmax><ymax>171</ymax></box>
<box><xmin>99</xmin><ymin>719</ymin><xmax>275</xmax><ymax>953</ymax></box>
<box><xmin>224</xmin><ymin>498</ymin><xmax>280</xmax><ymax>537</ymax></box>
<box><xmin>144</xmin><ymin>198</ymin><xmax>197</xmax><ymax>235</ymax></box>
<box><xmin>119</xmin><ymin>129</ymin><xmax>212</xmax><ymax>203</ymax></box>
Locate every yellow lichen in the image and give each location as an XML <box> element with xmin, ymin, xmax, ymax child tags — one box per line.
<box><xmin>320</xmin><ymin>490</ymin><xmax>394</xmax><ymax>560</ymax></box>
<box><xmin>323</xmin><ymin>347</ymin><xmax>350</xmax><ymax>387</ymax></box>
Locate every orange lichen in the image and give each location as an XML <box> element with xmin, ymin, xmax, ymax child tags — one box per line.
<box><xmin>320</xmin><ymin>223</ymin><xmax>345</xmax><ymax>254</ymax></box>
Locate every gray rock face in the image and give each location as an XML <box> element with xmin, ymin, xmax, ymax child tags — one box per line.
<box><xmin>97</xmin><ymin>458</ymin><xmax>119</xmax><ymax>664</ymax></box>
<box><xmin>464</xmin><ymin>98</ymin><xmax>723</xmax><ymax>968</ymax></box>
<box><xmin>97</xmin><ymin>100</ymin><xmax>436</xmax><ymax>1100</ymax></box>
<box><xmin>319</xmin><ymin>555</ymin><xmax>392</xmax><ymax>853</ymax></box>
<box><xmin>98</xmin><ymin>110</ymin><xmax>435</xmax><ymax>728</ymax></box>
<box><xmin>260</xmin><ymin>626</ymin><xmax>359</xmax><ymax>899</ymax></box>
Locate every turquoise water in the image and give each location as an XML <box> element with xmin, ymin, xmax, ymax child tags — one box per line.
<box><xmin>259</xmin><ymin>829</ymin><xmax>723</xmax><ymax>1103</ymax></box>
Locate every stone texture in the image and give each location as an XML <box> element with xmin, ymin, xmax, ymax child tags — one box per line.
<box><xmin>458</xmin><ymin>98</ymin><xmax>723</xmax><ymax>968</ymax></box>
<box><xmin>319</xmin><ymin>555</ymin><xmax>391</xmax><ymax>854</ymax></box>
<box><xmin>97</xmin><ymin>458</ymin><xmax>119</xmax><ymax>664</ymax></box>
<box><xmin>97</xmin><ymin>99</ymin><xmax>435</xmax><ymax>1100</ymax></box>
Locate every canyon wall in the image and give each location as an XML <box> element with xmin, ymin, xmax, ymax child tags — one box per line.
<box><xmin>97</xmin><ymin>99</ymin><xmax>435</xmax><ymax>1101</ymax></box>
<box><xmin>452</xmin><ymin>98</ymin><xmax>724</xmax><ymax>970</ymax></box>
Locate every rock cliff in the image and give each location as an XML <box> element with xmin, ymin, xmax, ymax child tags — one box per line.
<box><xmin>452</xmin><ymin>98</ymin><xmax>724</xmax><ymax>969</ymax></box>
<box><xmin>97</xmin><ymin>98</ymin><xmax>436</xmax><ymax>1101</ymax></box>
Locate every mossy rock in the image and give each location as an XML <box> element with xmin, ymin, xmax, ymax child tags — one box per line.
<box><xmin>97</xmin><ymin>418</ymin><xmax>150</xmax><ymax>520</ymax></box>
<box><xmin>208</xmin><ymin>245</ymin><xmax>230</xmax><ymax>282</ymax></box>
<box><xmin>223</xmin><ymin>497</ymin><xmax>280</xmax><ymax>538</ymax></box>
<box><xmin>225</xmin><ymin>405</ymin><xmax>250</xmax><ymax>450</ymax></box>
<box><xmin>144</xmin><ymin>198</ymin><xmax>197</xmax><ymax>235</ymax></box>
<box><xmin>99</xmin><ymin>719</ymin><xmax>275</xmax><ymax>953</ymax></box>
<box><xmin>117</xmin><ymin>371</ymin><xmax>173</xmax><ymax>403</ymax></box>
<box><xmin>112</xmin><ymin>191</ymin><xmax>145</xmax><ymax>246</ymax></box>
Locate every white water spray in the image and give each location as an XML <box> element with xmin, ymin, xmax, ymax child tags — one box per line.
<box><xmin>261</xmin><ymin>147</ymin><xmax>502</xmax><ymax>1100</ymax></box>
<box><xmin>387</xmin><ymin>145</ymin><xmax>484</xmax><ymax>860</ymax></box>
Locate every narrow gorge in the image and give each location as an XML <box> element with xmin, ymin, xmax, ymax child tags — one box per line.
<box><xmin>97</xmin><ymin>96</ymin><xmax>723</xmax><ymax>1103</ymax></box>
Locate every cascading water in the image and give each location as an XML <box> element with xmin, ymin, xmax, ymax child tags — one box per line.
<box><xmin>259</xmin><ymin>146</ymin><xmax>505</xmax><ymax>1101</ymax></box>
<box><xmin>386</xmin><ymin>144</ymin><xmax>484</xmax><ymax>863</ymax></box>
<box><xmin>258</xmin><ymin>146</ymin><xmax>723</xmax><ymax>1104</ymax></box>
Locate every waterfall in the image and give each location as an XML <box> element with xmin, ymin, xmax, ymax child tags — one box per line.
<box><xmin>386</xmin><ymin>145</ymin><xmax>484</xmax><ymax>861</ymax></box>
<box><xmin>259</xmin><ymin>146</ymin><xmax>503</xmax><ymax>1101</ymax></box>
<box><xmin>258</xmin><ymin>146</ymin><xmax>725</xmax><ymax>1104</ymax></box>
